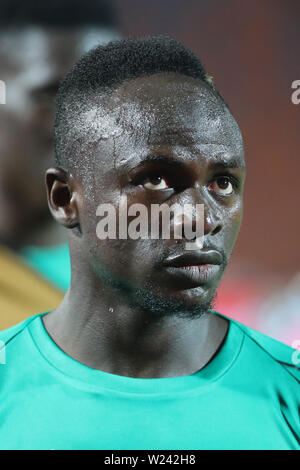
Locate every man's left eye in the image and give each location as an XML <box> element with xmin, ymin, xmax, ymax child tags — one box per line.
<box><xmin>143</xmin><ymin>175</ymin><xmax>170</xmax><ymax>190</ymax></box>
<box><xmin>208</xmin><ymin>176</ymin><xmax>234</xmax><ymax>195</ymax></box>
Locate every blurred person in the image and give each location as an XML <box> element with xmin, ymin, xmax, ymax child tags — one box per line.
<box><xmin>256</xmin><ymin>273</ymin><xmax>300</xmax><ymax>346</ymax></box>
<box><xmin>0</xmin><ymin>37</ymin><xmax>298</xmax><ymax>450</ymax></box>
<box><xmin>0</xmin><ymin>0</ymin><xmax>120</xmax><ymax>328</ymax></box>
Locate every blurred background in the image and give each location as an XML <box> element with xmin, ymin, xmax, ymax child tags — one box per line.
<box><xmin>0</xmin><ymin>0</ymin><xmax>299</xmax><ymax>345</ymax></box>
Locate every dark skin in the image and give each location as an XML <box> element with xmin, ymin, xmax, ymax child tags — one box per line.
<box><xmin>44</xmin><ymin>73</ymin><xmax>246</xmax><ymax>378</ymax></box>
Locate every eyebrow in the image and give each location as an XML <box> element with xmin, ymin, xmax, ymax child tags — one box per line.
<box><xmin>137</xmin><ymin>154</ymin><xmax>185</xmax><ymax>167</ymax></box>
<box><xmin>210</xmin><ymin>157</ymin><xmax>246</xmax><ymax>170</ymax></box>
<box><xmin>137</xmin><ymin>154</ymin><xmax>245</xmax><ymax>170</ymax></box>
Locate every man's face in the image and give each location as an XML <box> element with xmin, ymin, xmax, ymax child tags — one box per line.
<box><xmin>0</xmin><ymin>27</ymin><xmax>115</xmax><ymax>245</ymax></box>
<box><xmin>72</xmin><ymin>73</ymin><xmax>246</xmax><ymax>317</ymax></box>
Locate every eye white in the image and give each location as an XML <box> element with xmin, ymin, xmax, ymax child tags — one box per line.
<box><xmin>143</xmin><ymin>176</ymin><xmax>169</xmax><ymax>190</ymax></box>
<box><xmin>210</xmin><ymin>178</ymin><xmax>233</xmax><ymax>195</ymax></box>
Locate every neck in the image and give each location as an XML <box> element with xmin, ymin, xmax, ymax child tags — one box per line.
<box><xmin>43</xmin><ymin>264</ymin><xmax>228</xmax><ymax>378</ymax></box>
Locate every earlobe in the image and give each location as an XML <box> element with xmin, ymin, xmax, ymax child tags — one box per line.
<box><xmin>45</xmin><ymin>167</ymin><xmax>79</xmax><ymax>229</ymax></box>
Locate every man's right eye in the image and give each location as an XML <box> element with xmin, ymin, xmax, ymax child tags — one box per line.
<box><xmin>142</xmin><ymin>175</ymin><xmax>170</xmax><ymax>190</ymax></box>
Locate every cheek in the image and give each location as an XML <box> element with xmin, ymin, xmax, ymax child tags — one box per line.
<box><xmin>222</xmin><ymin>201</ymin><xmax>243</xmax><ymax>250</ymax></box>
<box><xmin>230</xmin><ymin>199</ymin><xmax>243</xmax><ymax>226</ymax></box>
<box><xmin>89</xmin><ymin>238</ymin><xmax>157</xmax><ymax>287</ymax></box>
<box><xmin>84</xmin><ymin>195</ymin><xmax>163</xmax><ymax>281</ymax></box>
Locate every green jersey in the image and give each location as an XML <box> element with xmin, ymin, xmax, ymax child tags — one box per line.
<box><xmin>0</xmin><ymin>311</ymin><xmax>299</xmax><ymax>450</ymax></box>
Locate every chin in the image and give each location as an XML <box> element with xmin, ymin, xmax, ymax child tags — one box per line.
<box><xmin>130</xmin><ymin>284</ymin><xmax>217</xmax><ymax>319</ymax></box>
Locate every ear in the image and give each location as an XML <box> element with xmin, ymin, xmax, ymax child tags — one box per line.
<box><xmin>45</xmin><ymin>167</ymin><xmax>79</xmax><ymax>229</ymax></box>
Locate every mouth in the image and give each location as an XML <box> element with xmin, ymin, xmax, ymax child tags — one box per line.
<box><xmin>161</xmin><ymin>250</ymin><xmax>223</xmax><ymax>287</ymax></box>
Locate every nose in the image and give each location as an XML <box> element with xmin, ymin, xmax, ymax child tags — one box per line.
<box><xmin>203</xmin><ymin>209</ymin><xmax>222</xmax><ymax>236</ymax></box>
<box><xmin>172</xmin><ymin>187</ymin><xmax>223</xmax><ymax>241</ymax></box>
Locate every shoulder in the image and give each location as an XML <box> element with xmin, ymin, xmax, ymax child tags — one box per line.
<box><xmin>212</xmin><ymin>310</ymin><xmax>300</xmax><ymax>382</ymax></box>
<box><xmin>0</xmin><ymin>313</ymin><xmax>43</xmax><ymax>346</ymax></box>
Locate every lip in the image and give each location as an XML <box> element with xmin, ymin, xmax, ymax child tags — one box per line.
<box><xmin>162</xmin><ymin>250</ymin><xmax>223</xmax><ymax>268</ymax></box>
<box><xmin>161</xmin><ymin>250</ymin><xmax>223</xmax><ymax>286</ymax></box>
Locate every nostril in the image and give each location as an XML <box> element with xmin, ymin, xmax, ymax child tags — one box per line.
<box><xmin>212</xmin><ymin>225</ymin><xmax>222</xmax><ymax>236</ymax></box>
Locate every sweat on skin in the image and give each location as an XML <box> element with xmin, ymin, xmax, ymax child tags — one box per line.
<box><xmin>44</xmin><ymin>72</ymin><xmax>246</xmax><ymax>379</ymax></box>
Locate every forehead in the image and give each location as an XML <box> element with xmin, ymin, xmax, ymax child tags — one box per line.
<box><xmin>123</xmin><ymin>74</ymin><xmax>239</xmax><ymax>140</ymax></box>
<box><xmin>89</xmin><ymin>73</ymin><xmax>244</xmax><ymax>171</ymax></box>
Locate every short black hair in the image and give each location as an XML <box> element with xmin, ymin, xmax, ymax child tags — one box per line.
<box><xmin>55</xmin><ymin>35</ymin><xmax>225</xmax><ymax>170</ymax></box>
<box><xmin>0</xmin><ymin>0</ymin><xmax>118</xmax><ymax>28</ymax></box>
